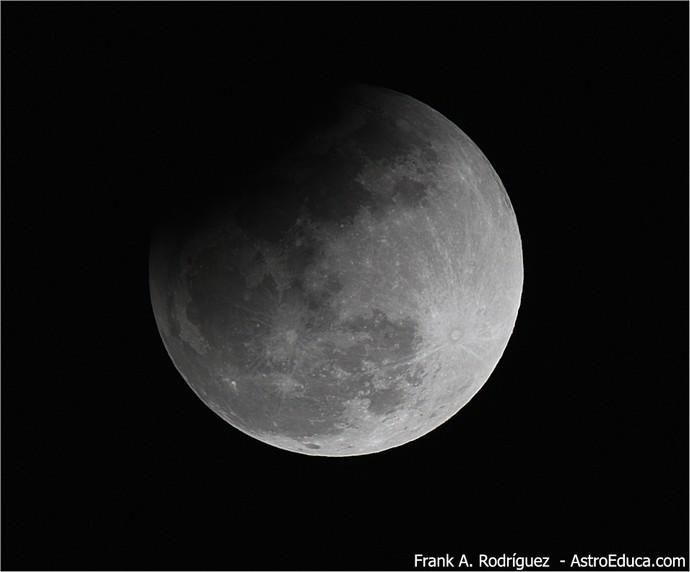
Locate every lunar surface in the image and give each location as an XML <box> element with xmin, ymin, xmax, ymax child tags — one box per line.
<box><xmin>149</xmin><ymin>84</ymin><xmax>523</xmax><ymax>456</ymax></box>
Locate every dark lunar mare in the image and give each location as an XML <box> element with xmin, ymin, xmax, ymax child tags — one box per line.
<box><xmin>149</xmin><ymin>84</ymin><xmax>523</xmax><ymax>456</ymax></box>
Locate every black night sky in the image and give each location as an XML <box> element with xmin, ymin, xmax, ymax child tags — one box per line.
<box><xmin>2</xmin><ymin>3</ymin><xmax>688</xmax><ymax>571</ymax></box>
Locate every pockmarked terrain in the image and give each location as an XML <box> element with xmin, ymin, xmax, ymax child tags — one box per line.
<box><xmin>149</xmin><ymin>85</ymin><xmax>523</xmax><ymax>456</ymax></box>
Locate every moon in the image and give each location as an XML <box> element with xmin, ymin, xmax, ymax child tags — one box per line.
<box><xmin>149</xmin><ymin>84</ymin><xmax>523</xmax><ymax>456</ymax></box>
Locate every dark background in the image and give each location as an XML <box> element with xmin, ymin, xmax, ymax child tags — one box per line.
<box><xmin>2</xmin><ymin>2</ymin><xmax>688</xmax><ymax>570</ymax></box>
